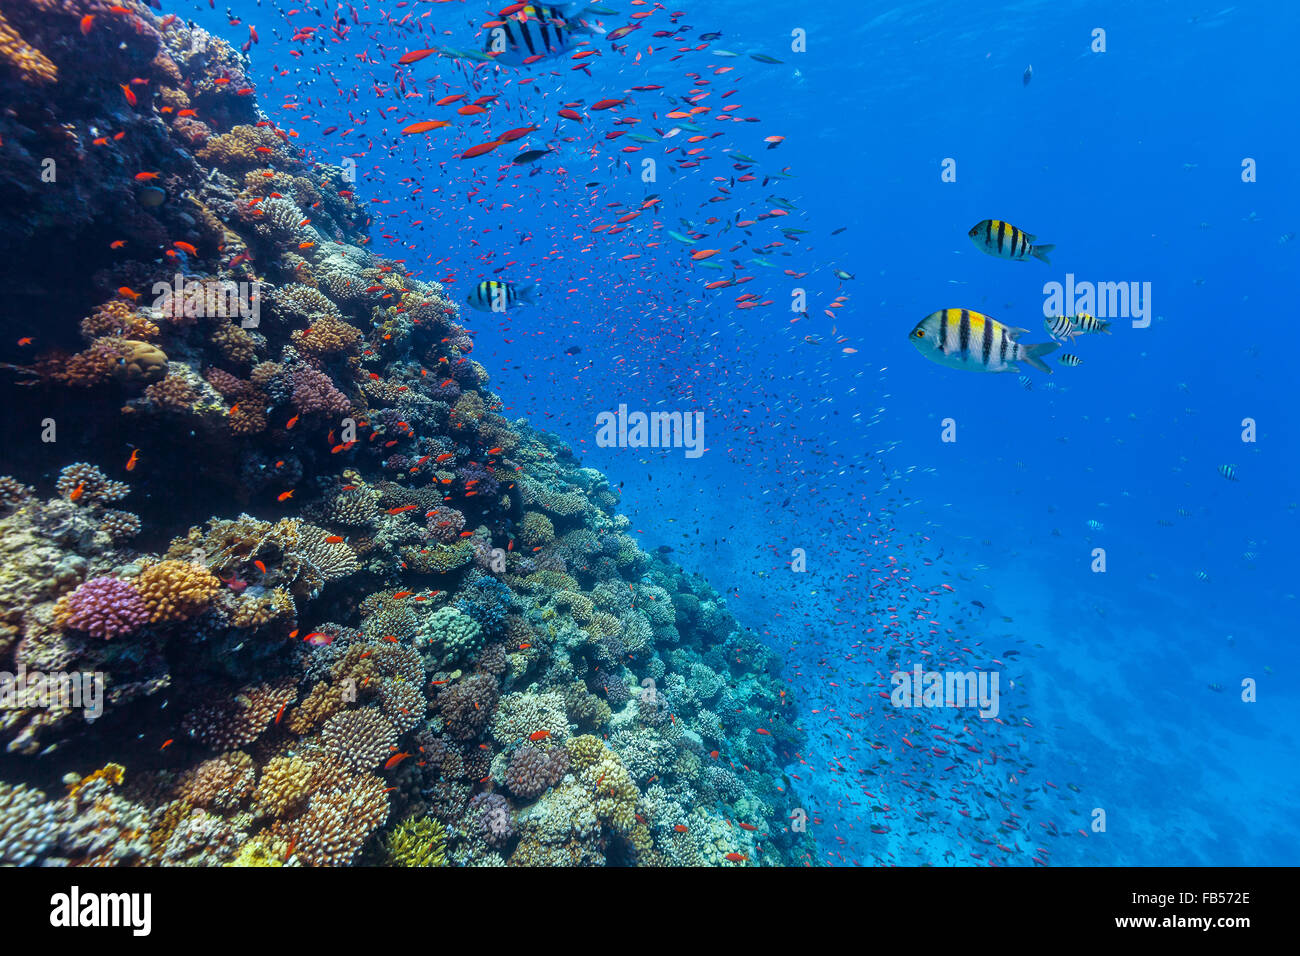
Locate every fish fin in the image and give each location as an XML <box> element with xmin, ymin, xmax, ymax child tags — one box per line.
<box><xmin>514</xmin><ymin>284</ymin><xmax>536</xmax><ymax>304</ymax></box>
<box><xmin>1006</xmin><ymin>327</ymin><xmax>1031</xmax><ymax>342</ymax></box>
<box><xmin>1031</xmin><ymin>243</ymin><xmax>1055</xmax><ymax>264</ymax></box>
<box><xmin>1099</xmin><ymin>319</ymin><xmax>1112</xmax><ymax>334</ymax></box>
<box><xmin>1024</xmin><ymin>233</ymin><xmax>1037</xmax><ymax>243</ymax></box>
<box><xmin>1021</xmin><ymin>341</ymin><xmax>1059</xmax><ymax>374</ymax></box>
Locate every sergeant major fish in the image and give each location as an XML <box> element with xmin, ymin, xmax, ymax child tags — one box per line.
<box><xmin>482</xmin><ymin>3</ymin><xmax>607</xmax><ymax>66</ymax></box>
<box><xmin>909</xmin><ymin>309</ymin><xmax>1059</xmax><ymax>374</ymax></box>
<box><xmin>466</xmin><ymin>279</ymin><xmax>536</xmax><ymax>312</ymax></box>
<box><xmin>968</xmin><ymin>219</ymin><xmax>1055</xmax><ymax>264</ymax></box>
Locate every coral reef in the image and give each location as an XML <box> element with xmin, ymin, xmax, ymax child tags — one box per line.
<box><xmin>0</xmin><ymin>0</ymin><xmax>812</xmax><ymax>869</ymax></box>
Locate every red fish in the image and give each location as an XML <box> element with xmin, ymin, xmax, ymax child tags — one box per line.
<box><xmin>403</xmin><ymin>120</ymin><xmax>452</xmax><ymax>135</ymax></box>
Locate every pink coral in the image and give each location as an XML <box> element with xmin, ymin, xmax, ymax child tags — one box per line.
<box><xmin>290</xmin><ymin>366</ymin><xmax>350</xmax><ymax>415</ymax></box>
<box><xmin>61</xmin><ymin>576</ymin><xmax>149</xmax><ymax>640</ymax></box>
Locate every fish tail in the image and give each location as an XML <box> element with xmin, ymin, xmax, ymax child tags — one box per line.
<box><xmin>515</xmin><ymin>283</ymin><xmax>536</xmax><ymax>304</ymax></box>
<box><xmin>1021</xmin><ymin>340</ymin><xmax>1059</xmax><ymax>373</ymax></box>
<box><xmin>1031</xmin><ymin>243</ymin><xmax>1055</xmax><ymax>264</ymax></box>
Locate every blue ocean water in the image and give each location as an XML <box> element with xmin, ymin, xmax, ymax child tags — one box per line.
<box><xmin>75</xmin><ymin>0</ymin><xmax>1300</xmax><ymax>865</ymax></box>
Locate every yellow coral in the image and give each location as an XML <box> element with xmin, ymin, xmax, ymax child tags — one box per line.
<box><xmin>136</xmin><ymin>560</ymin><xmax>221</xmax><ymax>622</ymax></box>
<box><xmin>0</xmin><ymin>10</ymin><xmax>56</xmax><ymax>85</ymax></box>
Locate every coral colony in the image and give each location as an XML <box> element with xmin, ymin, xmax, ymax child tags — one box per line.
<box><xmin>0</xmin><ymin>0</ymin><xmax>809</xmax><ymax>867</ymax></box>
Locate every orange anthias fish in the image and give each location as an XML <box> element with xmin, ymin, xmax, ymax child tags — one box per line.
<box><xmin>460</xmin><ymin>139</ymin><xmax>502</xmax><ymax>160</ymax></box>
<box><xmin>384</xmin><ymin>752</ymin><xmax>411</xmax><ymax>769</ymax></box>
<box><xmin>724</xmin><ymin>852</ymin><xmax>748</xmax><ymax>863</ymax></box>
<box><xmin>125</xmin><ymin>449</ymin><xmax>139</xmax><ymax>471</ymax></box>
<box><xmin>391</xmin><ymin>591</ymin><xmax>413</xmax><ymax>599</ymax></box>
<box><xmin>277</xmin><ymin>490</ymin><xmax>294</xmax><ymax>502</ymax></box>
<box><xmin>674</xmin><ymin>824</ymin><xmax>689</xmax><ymax>833</ymax></box>
<box><xmin>528</xmin><ymin>730</ymin><xmax>551</xmax><ymax>742</ymax></box>
<box><xmin>397</xmin><ymin>49</ymin><xmax>437</xmax><ymax>64</ymax></box>
<box><xmin>403</xmin><ymin>120</ymin><xmax>452</xmax><ymax>135</ymax></box>
<box><xmin>68</xmin><ymin>482</ymin><xmax>85</xmax><ymax>502</ymax></box>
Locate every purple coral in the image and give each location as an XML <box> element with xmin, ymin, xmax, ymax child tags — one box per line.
<box><xmin>466</xmin><ymin>791</ymin><xmax>515</xmax><ymax>849</ymax></box>
<box><xmin>457</xmin><ymin>462</ymin><xmax>499</xmax><ymax>497</ymax></box>
<box><xmin>62</xmin><ymin>576</ymin><xmax>149</xmax><ymax>640</ymax></box>
<box><xmin>505</xmin><ymin>744</ymin><xmax>569</xmax><ymax>800</ymax></box>
<box><xmin>290</xmin><ymin>366</ymin><xmax>350</xmax><ymax>415</ymax></box>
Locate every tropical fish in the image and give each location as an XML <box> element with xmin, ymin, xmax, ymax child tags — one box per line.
<box><xmin>512</xmin><ymin>148</ymin><xmax>553</xmax><ymax>165</ymax></box>
<box><xmin>1218</xmin><ymin>464</ymin><xmax>1238</xmax><ymax>481</ymax></box>
<box><xmin>1059</xmin><ymin>353</ymin><xmax>1083</xmax><ymax>366</ymax></box>
<box><xmin>402</xmin><ymin>120</ymin><xmax>452</xmax><ymax>135</ymax></box>
<box><xmin>909</xmin><ymin>309</ymin><xmax>1059</xmax><ymax>374</ymax></box>
<box><xmin>1070</xmin><ymin>311</ymin><xmax>1111</xmax><ymax>335</ymax></box>
<box><xmin>466</xmin><ymin>279</ymin><xmax>535</xmax><ymax>312</ymax></box>
<box><xmin>968</xmin><ymin>220</ymin><xmax>1055</xmax><ymax>264</ymax></box>
<box><xmin>1044</xmin><ymin>315</ymin><xmax>1081</xmax><ymax>342</ymax></box>
<box><xmin>482</xmin><ymin>3</ymin><xmax>607</xmax><ymax>66</ymax></box>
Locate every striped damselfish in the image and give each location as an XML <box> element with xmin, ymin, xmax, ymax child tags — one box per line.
<box><xmin>909</xmin><ymin>308</ymin><xmax>1058</xmax><ymax>374</ymax></box>
<box><xmin>466</xmin><ymin>280</ymin><xmax>536</xmax><ymax>312</ymax></box>
<box><xmin>968</xmin><ymin>219</ymin><xmax>1055</xmax><ymax>264</ymax></box>
<box><xmin>482</xmin><ymin>4</ymin><xmax>606</xmax><ymax>66</ymax></box>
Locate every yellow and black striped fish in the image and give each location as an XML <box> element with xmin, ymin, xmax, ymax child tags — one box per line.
<box><xmin>1218</xmin><ymin>464</ymin><xmax>1239</xmax><ymax>481</ymax></box>
<box><xmin>968</xmin><ymin>219</ymin><xmax>1055</xmax><ymax>264</ymax></box>
<box><xmin>482</xmin><ymin>4</ymin><xmax>604</xmax><ymax>65</ymax></box>
<box><xmin>909</xmin><ymin>308</ymin><xmax>1058</xmax><ymax>374</ymax></box>
<box><xmin>1059</xmin><ymin>353</ymin><xmax>1083</xmax><ymax>366</ymax></box>
<box><xmin>466</xmin><ymin>279</ymin><xmax>536</xmax><ymax>312</ymax></box>
<box><xmin>1044</xmin><ymin>314</ymin><xmax>1080</xmax><ymax>341</ymax></box>
<box><xmin>1071</xmin><ymin>311</ymin><xmax>1111</xmax><ymax>335</ymax></box>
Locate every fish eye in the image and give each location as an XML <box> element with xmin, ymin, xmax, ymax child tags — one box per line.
<box><xmin>913</xmin><ymin>328</ymin><xmax>926</xmax><ymax>339</ymax></box>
